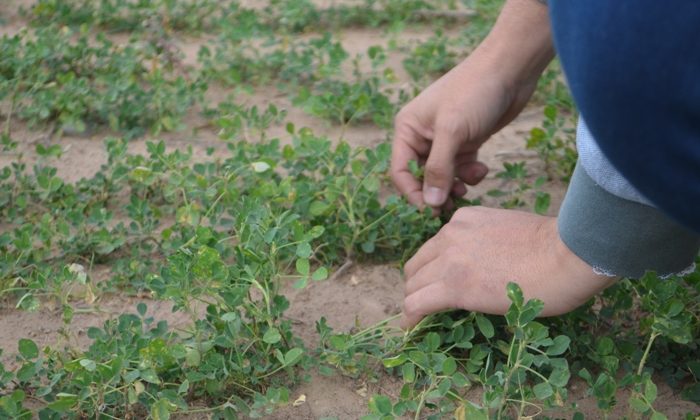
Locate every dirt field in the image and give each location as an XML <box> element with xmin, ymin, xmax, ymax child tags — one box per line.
<box><xmin>1</xmin><ymin>0</ymin><xmax>698</xmax><ymax>418</ymax></box>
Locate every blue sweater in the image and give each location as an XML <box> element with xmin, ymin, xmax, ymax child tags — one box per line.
<box><xmin>550</xmin><ymin>1</ymin><xmax>700</xmax><ymax>233</ymax></box>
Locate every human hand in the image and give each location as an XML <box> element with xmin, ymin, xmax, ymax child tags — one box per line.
<box><xmin>391</xmin><ymin>0</ymin><xmax>554</xmax><ymax>212</ymax></box>
<box><xmin>401</xmin><ymin>207</ymin><xmax>617</xmax><ymax>328</ymax></box>
<box><xmin>391</xmin><ymin>51</ymin><xmax>541</xmax><ymax>212</ymax></box>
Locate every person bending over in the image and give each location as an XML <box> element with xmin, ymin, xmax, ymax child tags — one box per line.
<box><xmin>391</xmin><ymin>0</ymin><xmax>700</xmax><ymax>328</ymax></box>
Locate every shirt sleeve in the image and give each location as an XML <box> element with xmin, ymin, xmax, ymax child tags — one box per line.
<box><xmin>558</xmin><ymin>162</ymin><xmax>699</xmax><ymax>278</ymax></box>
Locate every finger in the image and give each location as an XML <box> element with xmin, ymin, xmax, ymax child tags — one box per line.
<box><xmin>456</xmin><ymin>161</ymin><xmax>489</xmax><ymax>186</ymax></box>
<box><xmin>451</xmin><ymin>181</ymin><xmax>467</xmax><ymax>198</ymax></box>
<box><xmin>391</xmin><ymin>124</ymin><xmax>429</xmax><ymax>207</ymax></box>
<box><xmin>401</xmin><ymin>281</ymin><xmax>459</xmax><ymax>329</ymax></box>
<box><xmin>422</xmin><ymin>128</ymin><xmax>461</xmax><ymax>207</ymax></box>
<box><xmin>404</xmin><ymin>255</ymin><xmax>444</xmax><ymax>296</ymax></box>
<box><xmin>391</xmin><ymin>145</ymin><xmax>424</xmax><ymax>206</ymax></box>
<box><xmin>442</xmin><ymin>196</ymin><xmax>455</xmax><ymax>212</ymax></box>
<box><xmin>403</xmin><ymin>232</ymin><xmax>444</xmax><ymax>279</ymax></box>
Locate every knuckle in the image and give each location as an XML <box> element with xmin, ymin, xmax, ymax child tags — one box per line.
<box><xmin>435</xmin><ymin>225</ymin><xmax>450</xmax><ymax>241</ymax></box>
<box><xmin>424</xmin><ymin>164</ymin><xmax>450</xmax><ymax>182</ymax></box>
<box><xmin>434</xmin><ymin>115</ymin><xmax>462</xmax><ymax>137</ymax></box>
<box><xmin>452</xmin><ymin>206</ymin><xmax>484</xmax><ymax>221</ymax></box>
<box><xmin>403</xmin><ymin>259</ymin><xmax>417</xmax><ymax>277</ymax></box>
<box><xmin>442</xmin><ymin>226</ymin><xmax>460</xmax><ymax>244</ymax></box>
<box><xmin>451</xmin><ymin>207</ymin><xmax>471</xmax><ymax>221</ymax></box>
<box><xmin>394</xmin><ymin>109</ymin><xmax>412</xmax><ymax>128</ymax></box>
<box><xmin>402</xmin><ymin>296</ymin><xmax>418</xmax><ymax>317</ymax></box>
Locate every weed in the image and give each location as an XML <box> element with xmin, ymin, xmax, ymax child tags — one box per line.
<box><xmin>0</xmin><ymin>26</ymin><xmax>205</xmax><ymax>137</ymax></box>
<box><xmin>1</xmin><ymin>1</ymin><xmax>698</xmax><ymax>418</ymax></box>
<box><xmin>403</xmin><ymin>31</ymin><xmax>458</xmax><ymax>84</ymax></box>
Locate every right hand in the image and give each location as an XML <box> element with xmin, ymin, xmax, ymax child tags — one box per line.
<box><xmin>391</xmin><ymin>55</ymin><xmax>541</xmax><ymax>211</ymax></box>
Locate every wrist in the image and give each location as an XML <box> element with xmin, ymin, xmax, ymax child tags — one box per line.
<box><xmin>472</xmin><ymin>0</ymin><xmax>555</xmax><ymax>89</ymax></box>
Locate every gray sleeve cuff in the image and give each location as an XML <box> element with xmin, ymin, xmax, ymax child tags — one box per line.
<box><xmin>558</xmin><ymin>164</ymin><xmax>700</xmax><ymax>278</ymax></box>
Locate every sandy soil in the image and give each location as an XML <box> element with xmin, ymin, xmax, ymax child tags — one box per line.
<box><xmin>0</xmin><ymin>1</ymin><xmax>697</xmax><ymax>419</ymax></box>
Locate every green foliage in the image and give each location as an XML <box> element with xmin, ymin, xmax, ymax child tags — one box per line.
<box><xmin>294</xmin><ymin>78</ymin><xmax>398</xmax><ymax>129</ymax></box>
<box><xmin>28</xmin><ymin>0</ymin><xmax>223</xmax><ymax>32</ymax></box>
<box><xmin>487</xmin><ymin>162</ymin><xmax>552</xmax><ymax>215</ymax></box>
<box><xmin>2</xmin><ymin>1</ymin><xmax>699</xmax><ymax>419</ymax></box>
<box><xmin>208</xmin><ymin>100</ymin><xmax>287</xmax><ymax>143</ymax></box>
<box><xmin>526</xmin><ymin>104</ymin><xmax>578</xmax><ymax>182</ymax></box>
<box><xmin>0</xmin><ymin>26</ymin><xmax>205</xmax><ymax>136</ymax></box>
<box><xmin>0</xmin><ymin>129</ymin><xmax>443</xmax><ymax>416</ymax></box>
<box><xmin>403</xmin><ymin>31</ymin><xmax>457</xmax><ymax>83</ymax></box>
<box><xmin>320</xmin><ymin>283</ymin><xmax>574</xmax><ymax>419</ymax></box>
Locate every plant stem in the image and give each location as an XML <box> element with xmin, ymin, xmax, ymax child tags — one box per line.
<box><xmin>637</xmin><ymin>330</ymin><xmax>661</xmax><ymax>376</ymax></box>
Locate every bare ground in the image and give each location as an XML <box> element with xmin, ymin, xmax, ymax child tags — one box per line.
<box><xmin>0</xmin><ymin>0</ymin><xmax>697</xmax><ymax>418</ymax></box>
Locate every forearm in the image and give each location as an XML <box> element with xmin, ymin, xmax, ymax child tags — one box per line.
<box><xmin>464</xmin><ymin>0</ymin><xmax>554</xmax><ymax>88</ymax></box>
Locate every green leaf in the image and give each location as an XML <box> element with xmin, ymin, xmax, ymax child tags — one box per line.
<box><xmin>534</xmin><ymin>192</ymin><xmax>551</xmax><ymax>215</ymax></box>
<box><xmin>453</xmin><ymin>372</ymin><xmax>470</xmax><ymax>388</ymax></box>
<box><xmin>185</xmin><ymin>348</ymin><xmax>201</xmax><ymax>367</ymax></box>
<box><xmin>436</xmin><ymin>378</ymin><xmax>452</xmax><ymax>397</ymax></box>
<box><xmin>549</xmin><ymin>367</ymin><xmax>571</xmax><ymax>388</ymax></box>
<box><xmin>251</xmin><ymin>161</ymin><xmax>271</xmax><ymax>173</ymax></box>
<box><xmin>424</xmin><ymin>332</ymin><xmax>440</xmax><ymax>352</ymax></box>
<box><xmin>519</xmin><ymin>299</ymin><xmax>544</xmax><ymax>324</ymax></box>
<box><xmin>455</xmin><ymin>402</ymin><xmax>488</xmax><ymax>420</ymax></box>
<box><xmin>79</xmin><ymin>359</ymin><xmax>96</xmax><ymax>372</ymax></box>
<box><xmin>402</xmin><ymin>363</ymin><xmax>415</xmax><ymax>383</ymax></box>
<box><xmin>140</xmin><ymin>368</ymin><xmax>161</xmax><ymax>384</ymax></box>
<box><xmin>644</xmin><ymin>378</ymin><xmax>658</xmax><ymax>403</ymax></box>
<box><xmin>192</xmin><ymin>246</ymin><xmax>228</xmax><ymax>282</ymax></box>
<box><xmin>596</xmin><ymin>337</ymin><xmax>615</xmax><ymax>356</ymax></box>
<box><xmin>309</xmin><ymin>201</ymin><xmax>330</xmax><ymax>216</ymax></box>
<box><xmin>629</xmin><ymin>396</ymin><xmax>648</xmax><ymax>413</ymax></box>
<box><xmin>370</xmin><ymin>395</ymin><xmax>392</xmax><ymax>415</ymax></box>
<box><xmin>284</xmin><ymin>348</ymin><xmax>303</xmax><ymax>366</ymax></box>
<box><xmin>506</xmin><ymin>282</ymin><xmax>524</xmax><ymax>307</ymax></box>
<box><xmin>475</xmin><ymin>315</ymin><xmax>494</xmax><ymax>339</ymax></box>
<box><xmin>16</xmin><ymin>363</ymin><xmax>37</xmax><ymax>382</ymax></box>
<box><xmin>547</xmin><ymin>335</ymin><xmax>570</xmax><ymax>356</ymax></box>
<box><xmin>178</xmin><ymin>380</ymin><xmax>190</xmax><ymax>395</ymax></box>
<box><xmin>408</xmin><ymin>350</ymin><xmax>428</xmax><ymax>367</ymax></box>
<box><xmin>176</xmin><ymin>204</ymin><xmax>200</xmax><ymax>226</ymax></box>
<box><xmin>18</xmin><ymin>339</ymin><xmax>38</xmax><ymax>359</ymax></box>
<box><xmin>311</xmin><ymin>267</ymin><xmax>328</xmax><ymax>281</ymax></box>
<box><xmin>47</xmin><ymin>393</ymin><xmax>78</xmax><ymax>412</ymax></box>
<box><xmin>151</xmin><ymin>398</ymin><xmax>177</xmax><ymax>420</ymax></box>
<box><xmin>130</xmin><ymin>166</ymin><xmax>153</xmax><ymax>183</ymax></box>
<box><xmin>296</xmin><ymin>242</ymin><xmax>313</xmax><ymax>258</ymax></box>
<box><xmin>650</xmin><ymin>412</ymin><xmax>668</xmax><ymax>420</ymax></box>
<box><xmin>442</xmin><ymin>357</ymin><xmax>457</xmax><ymax>376</ymax></box>
<box><xmin>363</xmin><ymin>176</ymin><xmax>380</xmax><ymax>192</ymax></box>
<box><xmin>295</xmin><ymin>258</ymin><xmax>310</xmax><ymax>276</ymax></box>
<box><xmin>533</xmin><ymin>382</ymin><xmax>553</xmax><ymax>400</ymax></box>
<box><xmin>308</xmin><ymin>225</ymin><xmax>325</xmax><ymax>239</ymax></box>
<box><xmin>221</xmin><ymin>312</ymin><xmax>237</xmax><ymax>322</ymax></box>
<box><xmin>263</xmin><ymin>328</ymin><xmax>282</xmax><ymax>344</ymax></box>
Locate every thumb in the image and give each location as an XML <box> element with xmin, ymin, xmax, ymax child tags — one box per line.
<box><xmin>423</xmin><ymin>132</ymin><xmax>459</xmax><ymax>207</ymax></box>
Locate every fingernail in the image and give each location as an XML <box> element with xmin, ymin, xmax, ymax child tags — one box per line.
<box><xmin>424</xmin><ymin>186</ymin><xmax>447</xmax><ymax>207</ymax></box>
<box><xmin>475</xmin><ymin>165</ymin><xmax>489</xmax><ymax>179</ymax></box>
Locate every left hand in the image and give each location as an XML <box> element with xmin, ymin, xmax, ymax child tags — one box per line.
<box><xmin>401</xmin><ymin>206</ymin><xmax>617</xmax><ymax>328</ymax></box>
